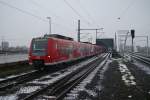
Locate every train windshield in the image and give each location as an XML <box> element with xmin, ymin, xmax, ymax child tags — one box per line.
<box><xmin>32</xmin><ymin>39</ymin><xmax>48</xmax><ymax>56</ymax></box>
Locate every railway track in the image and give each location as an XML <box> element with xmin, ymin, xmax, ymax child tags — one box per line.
<box><xmin>132</xmin><ymin>52</ymin><xmax>150</xmax><ymax>58</ymax></box>
<box><xmin>22</xmin><ymin>54</ymin><xmax>109</xmax><ymax>100</ymax></box>
<box><xmin>0</xmin><ymin>54</ymin><xmax>107</xmax><ymax>100</ymax></box>
<box><xmin>122</xmin><ymin>53</ymin><xmax>150</xmax><ymax>99</ymax></box>
<box><xmin>0</xmin><ymin>55</ymin><xmax>101</xmax><ymax>91</ymax></box>
<box><xmin>126</xmin><ymin>53</ymin><xmax>150</xmax><ymax>65</ymax></box>
<box><xmin>0</xmin><ymin>70</ymin><xmax>38</xmax><ymax>90</ymax></box>
<box><xmin>0</xmin><ymin>70</ymin><xmax>37</xmax><ymax>84</ymax></box>
<box><xmin>123</xmin><ymin>61</ymin><xmax>150</xmax><ymax>99</ymax></box>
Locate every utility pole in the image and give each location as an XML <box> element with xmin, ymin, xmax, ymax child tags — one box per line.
<box><xmin>131</xmin><ymin>29</ymin><xmax>135</xmax><ymax>62</ymax></box>
<box><xmin>131</xmin><ymin>36</ymin><xmax>134</xmax><ymax>60</ymax></box>
<box><xmin>115</xmin><ymin>32</ymin><xmax>117</xmax><ymax>51</ymax></box>
<box><xmin>96</xmin><ymin>29</ymin><xmax>98</xmax><ymax>40</ymax></box>
<box><xmin>1</xmin><ymin>36</ymin><xmax>4</xmax><ymax>51</ymax></box>
<box><xmin>78</xmin><ymin>20</ymin><xmax>80</xmax><ymax>42</ymax></box>
<box><xmin>147</xmin><ymin>36</ymin><xmax>149</xmax><ymax>56</ymax></box>
<box><xmin>47</xmin><ymin>17</ymin><xmax>51</xmax><ymax>34</ymax></box>
<box><xmin>123</xmin><ymin>31</ymin><xmax>129</xmax><ymax>57</ymax></box>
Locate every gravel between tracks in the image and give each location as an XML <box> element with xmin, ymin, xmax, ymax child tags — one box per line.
<box><xmin>1</xmin><ymin>55</ymin><xmax>150</xmax><ymax>100</ymax></box>
<box><xmin>0</xmin><ymin>55</ymin><xmax>102</xmax><ymax>100</ymax></box>
<box><xmin>64</xmin><ymin>58</ymin><xmax>150</xmax><ymax>100</ymax></box>
<box><xmin>64</xmin><ymin>57</ymin><xmax>110</xmax><ymax>100</ymax></box>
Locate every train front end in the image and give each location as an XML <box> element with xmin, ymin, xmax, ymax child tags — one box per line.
<box><xmin>29</xmin><ymin>38</ymin><xmax>50</xmax><ymax>69</ymax></box>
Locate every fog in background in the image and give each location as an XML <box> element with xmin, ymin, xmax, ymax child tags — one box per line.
<box><xmin>0</xmin><ymin>0</ymin><xmax>150</xmax><ymax>47</ymax></box>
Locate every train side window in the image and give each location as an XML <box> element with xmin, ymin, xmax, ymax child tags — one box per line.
<box><xmin>55</xmin><ymin>43</ymin><xmax>57</xmax><ymax>49</ymax></box>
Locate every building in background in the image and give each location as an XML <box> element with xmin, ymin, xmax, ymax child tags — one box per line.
<box><xmin>96</xmin><ymin>38</ymin><xmax>114</xmax><ymax>52</ymax></box>
<box><xmin>1</xmin><ymin>41</ymin><xmax>9</xmax><ymax>51</ymax></box>
<box><xmin>0</xmin><ymin>46</ymin><xmax>2</xmax><ymax>51</ymax></box>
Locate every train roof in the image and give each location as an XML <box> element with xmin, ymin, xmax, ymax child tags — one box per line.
<box><xmin>33</xmin><ymin>34</ymin><xmax>74</xmax><ymax>41</ymax></box>
<box><xmin>81</xmin><ymin>42</ymin><xmax>92</xmax><ymax>44</ymax></box>
<box><xmin>44</xmin><ymin>34</ymin><xmax>73</xmax><ymax>41</ymax></box>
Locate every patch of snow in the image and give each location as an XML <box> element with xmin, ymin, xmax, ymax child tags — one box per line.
<box><xmin>42</xmin><ymin>95</ymin><xmax>56</xmax><ymax>99</ymax></box>
<box><xmin>7</xmin><ymin>75</ymin><xmax>17</xmax><ymax>79</ymax></box>
<box><xmin>111</xmin><ymin>58</ymin><xmax>122</xmax><ymax>61</ymax></box>
<box><xmin>124</xmin><ymin>55</ymin><xmax>131</xmax><ymax>62</ymax></box>
<box><xmin>134</xmin><ymin>61</ymin><xmax>150</xmax><ymax>75</ymax></box>
<box><xmin>128</xmin><ymin>95</ymin><xmax>132</xmax><ymax>98</ymax></box>
<box><xmin>118</xmin><ymin>63</ymin><xmax>136</xmax><ymax>86</ymax></box>
<box><xmin>0</xmin><ymin>78</ymin><xmax>5</xmax><ymax>81</ymax></box>
<box><xmin>0</xmin><ymin>95</ymin><xmax>18</xmax><ymax>100</ymax></box>
<box><xmin>64</xmin><ymin>58</ymin><xmax>109</xmax><ymax>100</ymax></box>
<box><xmin>39</xmin><ymin>75</ymin><xmax>52</xmax><ymax>79</ymax></box>
<box><xmin>85</xmin><ymin>89</ymin><xmax>97</xmax><ymax>97</ymax></box>
<box><xmin>18</xmin><ymin>86</ymin><xmax>40</xmax><ymax>93</ymax></box>
<box><xmin>29</xmin><ymin>56</ymin><xmax>101</xmax><ymax>85</ymax></box>
<box><xmin>0</xmin><ymin>55</ymin><xmax>104</xmax><ymax>100</ymax></box>
<box><xmin>0</xmin><ymin>70</ymin><xmax>36</xmax><ymax>82</ymax></box>
<box><xmin>95</xmin><ymin>62</ymin><xmax>109</xmax><ymax>92</ymax></box>
<box><xmin>107</xmin><ymin>59</ymin><xmax>112</xmax><ymax>63</ymax></box>
<box><xmin>30</xmin><ymin>71</ymin><xmax>70</xmax><ymax>85</ymax></box>
<box><xmin>64</xmin><ymin>96</ymin><xmax>76</xmax><ymax>100</ymax></box>
<box><xmin>0</xmin><ymin>86</ymin><xmax>41</xmax><ymax>100</ymax></box>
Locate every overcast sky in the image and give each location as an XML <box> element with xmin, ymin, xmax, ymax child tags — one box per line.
<box><xmin>0</xmin><ymin>0</ymin><xmax>150</xmax><ymax>47</ymax></box>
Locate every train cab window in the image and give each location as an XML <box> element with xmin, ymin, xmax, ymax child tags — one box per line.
<box><xmin>32</xmin><ymin>39</ymin><xmax>48</xmax><ymax>56</ymax></box>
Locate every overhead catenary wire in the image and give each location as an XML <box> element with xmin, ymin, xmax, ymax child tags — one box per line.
<box><xmin>118</xmin><ymin>0</ymin><xmax>136</xmax><ymax>19</ymax></box>
<box><xmin>30</xmin><ymin>0</ymin><xmax>59</xmax><ymax>18</ymax></box>
<box><xmin>0</xmin><ymin>0</ymin><xmax>72</xmax><ymax>32</ymax></box>
<box><xmin>80</xmin><ymin>33</ymin><xmax>91</xmax><ymax>39</ymax></box>
<box><xmin>29</xmin><ymin>0</ymin><xmax>74</xmax><ymax>28</ymax></box>
<box><xmin>63</xmin><ymin>0</ymin><xmax>91</xmax><ymax>26</ymax></box>
<box><xmin>77</xmin><ymin>0</ymin><xmax>98</xmax><ymax>26</ymax></box>
<box><xmin>0</xmin><ymin>0</ymin><xmax>46</xmax><ymax>22</ymax></box>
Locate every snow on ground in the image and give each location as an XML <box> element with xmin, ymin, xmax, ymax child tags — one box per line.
<box><xmin>64</xmin><ymin>58</ymin><xmax>109</xmax><ymax>100</ymax></box>
<box><xmin>133</xmin><ymin>60</ymin><xmax>150</xmax><ymax>75</ymax></box>
<box><xmin>0</xmin><ymin>79</ymin><xmax>5</xmax><ymax>81</ymax></box>
<box><xmin>0</xmin><ymin>70</ymin><xmax>36</xmax><ymax>82</ymax></box>
<box><xmin>95</xmin><ymin>59</ymin><xmax>111</xmax><ymax>90</ymax></box>
<box><xmin>124</xmin><ymin>54</ymin><xmax>150</xmax><ymax>75</ymax></box>
<box><xmin>30</xmin><ymin>71</ymin><xmax>71</xmax><ymax>85</ymax></box>
<box><xmin>19</xmin><ymin>86</ymin><xmax>40</xmax><ymax>94</ymax></box>
<box><xmin>0</xmin><ymin>55</ymin><xmax>104</xmax><ymax>100</ymax></box>
<box><xmin>0</xmin><ymin>86</ymin><xmax>40</xmax><ymax>100</ymax></box>
<box><xmin>0</xmin><ymin>75</ymin><xmax>18</xmax><ymax>81</ymax></box>
<box><xmin>118</xmin><ymin>62</ymin><xmax>136</xmax><ymax>86</ymax></box>
<box><xmin>0</xmin><ymin>94</ymin><xmax>18</xmax><ymax>100</ymax></box>
<box><xmin>29</xmin><ymin>55</ymin><xmax>102</xmax><ymax>85</ymax></box>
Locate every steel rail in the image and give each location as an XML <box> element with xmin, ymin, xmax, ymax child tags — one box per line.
<box><xmin>127</xmin><ymin>52</ymin><xmax>150</xmax><ymax>65</ymax></box>
<box><xmin>54</xmin><ymin>55</ymin><xmax>108</xmax><ymax>100</ymax></box>
<box><xmin>0</xmin><ymin>54</ymin><xmax>106</xmax><ymax>93</ymax></box>
<box><xmin>22</xmin><ymin>53</ymin><xmax>109</xmax><ymax>100</ymax></box>
<box><xmin>0</xmin><ymin>70</ymin><xmax>40</xmax><ymax>91</ymax></box>
<box><xmin>0</xmin><ymin>70</ymin><xmax>37</xmax><ymax>84</ymax></box>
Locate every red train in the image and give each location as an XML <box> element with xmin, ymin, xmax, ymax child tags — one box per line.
<box><xmin>29</xmin><ymin>34</ymin><xmax>103</xmax><ymax>69</ymax></box>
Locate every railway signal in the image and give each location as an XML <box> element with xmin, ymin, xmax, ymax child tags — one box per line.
<box><xmin>131</xmin><ymin>29</ymin><xmax>135</xmax><ymax>62</ymax></box>
<box><xmin>131</xmin><ymin>29</ymin><xmax>135</xmax><ymax>39</ymax></box>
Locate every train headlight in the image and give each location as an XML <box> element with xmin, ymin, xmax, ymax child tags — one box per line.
<box><xmin>48</xmin><ymin>56</ymin><xmax>51</xmax><ymax>58</ymax></box>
